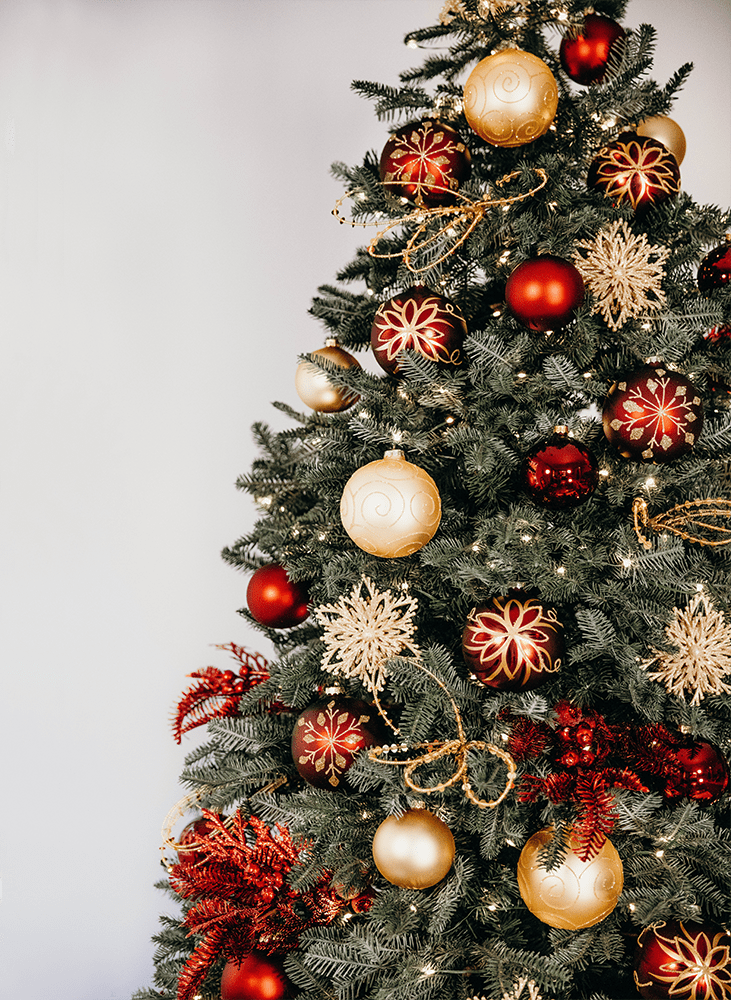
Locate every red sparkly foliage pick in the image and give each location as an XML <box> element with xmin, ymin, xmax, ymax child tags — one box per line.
<box><xmin>172</xmin><ymin>644</ymin><xmax>271</xmax><ymax>743</ymax></box>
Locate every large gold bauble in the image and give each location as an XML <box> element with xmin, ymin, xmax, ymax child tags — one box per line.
<box><xmin>340</xmin><ymin>449</ymin><xmax>441</xmax><ymax>558</ymax></box>
<box><xmin>295</xmin><ymin>341</ymin><xmax>360</xmax><ymax>412</ymax></box>
<box><xmin>463</xmin><ymin>48</ymin><xmax>558</xmax><ymax>147</ymax></box>
<box><xmin>517</xmin><ymin>827</ymin><xmax>624</xmax><ymax>929</ymax></box>
<box><xmin>372</xmin><ymin>809</ymin><xmax>455</xmax><ymax>889</ymax></box>
<box><xmin>636</xmin><ymin>115</ymin><xmax>686</xmax><ymax>166</ymax></box>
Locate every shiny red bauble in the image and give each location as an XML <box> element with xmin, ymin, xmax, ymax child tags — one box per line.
<box><xmin>220</xmin><ymin>952</ymin><xmax>291</xmax><ymax>1000</ymax></box>
<box><xmin>370</xmin><ymin>286</ymin><xmax>467</xmax><ymax>374</ymax></box>
<box><xmin>663</xmin><ymin>739</ymin><xmax>729</xmax><ymax>802</ymax></box>
<box><xmin>634</xmin><ymin>920</ymin><xmax>731</xmax><ymax>1000</ymax></box>
<box><xmin>505</xmin><ymin>256</ymin><xmax>584</xmax><ymax>331</ymax></box>
<box><xmin>175</xmin><ymin>816</ymin><xmax>217</xmax><ymax>866</ymax></box>
<box><xmin>588</xmin><ymin>132</ymin><xmax>681</xmax><ymax>214</ymax></box>
<box><xmin>291</xmin><ymin>696</ymin><xmax>387</xmax><ymax>790</ymax></box>
<box><xmin>523</xmin><ymin>427</ymin><xmax>598</xmax><ymax>508</ymax></box>
<box><xmin>246</xmin><ymin>565</ymin><xmax>309</xmax><ymax>629</ymax></box>
<box><xmin>379</xmin><ymin>119</ymin><xmax>471</xmax><ymax>208</ymax></box>
<box><xmin>602</xmin><ymin>363</ymin><xmax>704</xmax><ymax>462</ymax></box>
<box><xmin>698</xmin><ymin>242</ymin><xmax>731</xmax><ymax>292</ymax></box>
<box><xmin>559</xmin><ymin>13</ymin><xmax>625</xmax><ymax>85</ymax></box>
<box><xmin>462</xmin><ymin>593</ymin><xmax>563</xmax><ymax>690</ymax></box>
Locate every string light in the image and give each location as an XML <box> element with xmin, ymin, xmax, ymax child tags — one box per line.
<box><xmin>556</xmin><ymin>566</ymin><xmax>566</xmax><ymax>576</ymax></box>
<box><xmin>599</xmin><ymin>468</ymin><xmax>610</xmax><ymax>478</ymax></box>
<box><xmin>409</xmin><ymin>904</ymin><xmax>418</xmax><ymax>913</ymax></box>
<box><xmin>645</xmin><ymin>477</ymin><xmax>656</xmax><ymax>489</ymax></box>
<box><xmin>521</xmin><ymin>533</ymin><xmax>532</xmax><ymax>542</ymax></box>
<box><xmin>421</xmin><ymin>966</ymin><xmax>437</xmax><ymax>977</ymax></box>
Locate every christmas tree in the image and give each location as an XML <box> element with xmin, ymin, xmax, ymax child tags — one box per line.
<box><xmin>135</xmin><ymin>2</ymin><xmax>731</xmax><ymax>999</ymax></box>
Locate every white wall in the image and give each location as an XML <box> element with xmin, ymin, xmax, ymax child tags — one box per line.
<box><xmin>1</xmin><ymin>2</ymin><xmax>728</xmax><ymax>998</ymax></box>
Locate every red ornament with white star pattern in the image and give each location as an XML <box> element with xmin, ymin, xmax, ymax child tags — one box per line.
<box><xmin>602</xmin><ymin>363</ymin><xmax>704</xmax><ymax>461</ymax></box>
<box><xmin>370</xmin><ymin>287</ymin><xmax>467</xmax><ymax>375</ymax></box>
<box><xmin>291</xmin><ymin>696</ymin><xmax>387</xmax><ymax>790</ymax></box>
<box><xmin>379</xmin><ymin>119</ymin><xmax>471</xmax><ymax>208</ymax></box>
<box><xmin>588</xmin><ymin>132</ymin><xmax>680</xmax><ymax>215</ymax></box>
<box><xmin>634</xmin><ymin>920</ymin><xmax>731</xmax><ymax>1000</ymax></box>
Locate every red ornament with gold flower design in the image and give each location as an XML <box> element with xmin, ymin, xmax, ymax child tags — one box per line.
<box><xmin>291</xmin><ymin>696</ymin><xmax>387</xmax><ymax>789</ymax></box>
<box><xmin>588</xmin><ymin>132</ymin><xmax>680</xmax><ymax>214</ymax></box>
<box><xmin>602</xmin><ymin>363</ymin><xmax>704</xmax><ymax>461</ymax></box>
<box><xmin>462</xmin><ymin>594</ymin><xmax>563</xmax><ymax>690</ymax></box>
<box><xmin>379</xmin><ymin>119</ymin><xmax>471</xmax><ymax>208</ymax></box>
<box><xmin>634</xmin><ymin>920</ymin><xmax>731</xmax><ymax>1000</ymax></box>
<box><xmin>370</xmin><ymin>287</ymin><xmax>467</xmax><ymax>375</ymax></box>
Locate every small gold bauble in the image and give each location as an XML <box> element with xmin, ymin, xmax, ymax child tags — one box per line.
<box><xmin>463</xmin><ymin>48</ymin><xmax>558</xmax><ymax>147</ymax></box>
<box><xmin>517</xmin><ymin>827</ymin><xmax>624</xmax><ymax>929</ymax></box>
<box><xmin>372</xmin><ymin>808</ymin><xmax>455</xmax><ymax>889</ymax></box>
<box><xmin>340</xmin><ymin>449</ymin><xmax>441</xmax><ymax>558</ymax></box>
<box><xmin>636</xmin><ymin>115</ymin><xmax>686</xmax><ymax>166</ymax></box>
<box><xmin>295</xmin><ymin>342</ymin><xmax>360</xmax><ymax>412</ymax></box>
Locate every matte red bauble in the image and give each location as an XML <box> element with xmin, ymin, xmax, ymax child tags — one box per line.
<box><xmin>663</xmin><ymin>739</ymin><xmax>729</xmax><ymax>802</ymax></box>
<box><xmin>559</xmin><ymin>13</ymin><xmax>625</xmax><ymax>85</ymax></box>
<box><xmin>602</xmin><ymin>364</ymin><xmax>704</xmax><ymax>462</ymax></box>
<box><xmin>246</xmin><ymin>565</ymin><xmax>309</xmax><ymax>629</ymax></box>
<box><xmin>220</xmin><ymin>952</ymin><xmax>290</xmax><ymax>1000</ymax></box>
<box><xmin>698</xmin><ymin>242</ymin><xmax>731</xmax><ymax>292</ymax></box>
<box><xmin>588</xmin><ymin>132</ymin><xmax>681</xmax><ymax>214</ymax></box>
<box><xmin>523</xmin><ymin>426</ymin><xmax>598</xmax><ymax>508</ymax></box>
<box><xmin>462</xmin><ymin>593</ymin><xmax>563</xmax><ymax>690</ymax></box>
<box><xmin>505</xmin><ymin>256</ymin><xmax>584</xmax><ymax>331</ymax></box>
<box><xmin>634</xmin><ymin>920</ymin><xmax>731</xmax><ymax>1000</ymax></box>
<box><xmin>379</xmin><ymin>119</ymin><xmax>471</xmax><ymax>208</ymax></box>
<box><xmin>370</xmin><ymin>287</ymin><xmax>467</xmax><ymax>374</ymax></box>
<box><xmin>291</xmin><ymin>696</ymin><xmax>387</xmax><ymax>790</ymax></box>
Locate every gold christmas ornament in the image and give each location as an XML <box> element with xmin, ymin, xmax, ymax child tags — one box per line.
<box><xmin>295</xmin><ymin>340</ymin><xmax>360</xmax><ymax>412</ymax></box>
<box><xmin>636</xmin><ymin>115</ymin><xmax>686</xmax><ymax>166</ymax></box>
<box><xmin>463</xmin><ymin>49</ymin><xmax>558</xmax><ymax>147</ymax></box>
<box><xmin>372</xmin><ymin>808</ymin><xmax>455</xmax><ymax>889</ymax></box>
<box><xmin>517</xmin><ymin>827</ymin><xmax>624</xmax><ymax>929</ymax></box>
<box><xmin>340</xmin><ymin>449</ymin><xmax>441</xmax><ymax>558</ymax></box>
<box><xmin>633</xmin><ymin>497</ymin><xmax>731</xmax><ymax>550</ymax></box>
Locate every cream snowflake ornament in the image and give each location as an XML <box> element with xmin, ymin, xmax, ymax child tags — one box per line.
<box><xmin>573</xmin><ymin>219</ymin><xmax>670</xmax><ymax>331</ymax></box>
<box><xmin>313</xmin><ymin>575</ymin><xmax>420</xmax><ymax>695</ymax></box>
<box><xmin>640</xmin><ymin>592</ymin><xmax>731</xmax><ymax>705</ymax></box>
<box><xmin>468</xmin><ymin>978</ymin><xmax>549</xmax><ymax>1000</ymax></box>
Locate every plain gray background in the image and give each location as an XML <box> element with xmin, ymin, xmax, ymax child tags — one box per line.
<box><xmin>1</xmin><ymin>1</ymin><xmax>729</xmax><ymax>997</ymax></box>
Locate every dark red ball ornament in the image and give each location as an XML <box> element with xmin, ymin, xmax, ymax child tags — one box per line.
<box><xmin>462</xmin><ymin>593</ymin><xmax>563</xmax><ymax>690</ymax></box>
<box><xmin>505</xmin><ymin>256</ymin><xmax>585</xmax><ymax>331</ymax></box>
<box><xmin>602</xmin><ymin>363</ymin><xmax>704</xmax><ymax>462</ymax></box>
<box><xmin>588</xmin><ymin>132</ymin><xmax>681</xmax><ymax>214</ymax></box>
<box><xmin>698</xmin><ymin>241</ymin><xmax>731</xmax><ymax>292</ymax></box>
<box><xmin>559</xmin><ymin>13</ymin><xmax>626</xmax><ymax>85</ymax></box>
<box><xmin>220</xmin><ymin>952</ymin><xmax>291</xmax><ymax>1000</ymax></box>
<box><xmin>663</xmin><ymin>739</ymin><xmax>729</xmax><ymax>802</ymax></box>
<box><xmin>523</xmin><ymin>426</ymin><xmax>598</xmax><ymax>508</ymax></box>
<box><xmin>291</xmin><ymin>696</ymin><xmax>387</xmax><ymax>790</ymax></box>
<box><xmin>247</xmin><ymin>565</ymin><xmax>309</xmax><ymax>629</ymax></box>
<box><xmin>379</xmin><ymin>119</ymin><xmax>472</xmax><ymax>208</ymax></box>
<box><xmin>370</xmin><ymin>286</ymin><xmax>467</xmax><ymax>374</ymax></box>
<box><xmin>634</xmin><ymin>920</ymin><xmax>731</xmax><ymax>1000</ymax></box>
<box><xmin>176</xmin><ymin>816</ymin><xmax>218</xmax><ymax>866</ymax></box>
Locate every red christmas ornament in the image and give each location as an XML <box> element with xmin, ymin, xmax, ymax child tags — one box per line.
<box><xmin>379</xmin><ymin>119</ymin><xmax>471</xmax><ymax>208</ymax></box>
<box><xmin>462</xmin><ymin>593</ymin><xmax>563</xmax><ymax>690</ymax></box>
<box><xmin>588</xmin><ymin>132</ymin><xmax>681</xmax><ymax>214</ymax></box>
<box><xmin>220</xmin><ymin>953</ymin><xmax>291</xmax><ymax>1000</ymax></box>
<box><xmin>247</xmin><ymin>565</ymin><xmax>309</xmax><ymax>629</ymax></box>
<box><xmin>176</xmin><ymin>816</ymin><xmax>218</xmax><ymax>866</ymax></box>
<box><xmin>291</xmin><ymin>696</ymin><xmax>387</xmax><ymax>789</ymax></box>
<box><xmin>634</xmin><ymin>920</ymin><xmax>731</xmax><ymax>1000</ymax></box>
<box><xmin>559</xmin><ymin>13</ymin><xmax>625</xmax><ymax>85</ymax></box>
<box><xmin>370</xmin><ymin>286</ymin><xmax>467</xmax><ymax>374</ymax></box>
<box><xmin>523</xmin><ymin>426</ymin><xmax>598</xmax><ymax>508</ymax></box>
<box><xmin>602</xmin><ymin>363</ymin><xmax>704</xmax><ymax>462</ymax></box>
<box><xmin>663</xmin><ymin>739</ymin><xmax>729</xmax><ymax>802</ymax></box>
<box><xmin>698</xmin><ymin>241</ymin><xmax>731</xmax><ymax>292</ymax></box>
<box><xmin>505</xmin><ymin>256</ymin><xmax>585</xmax><ymax>331</ymax></box>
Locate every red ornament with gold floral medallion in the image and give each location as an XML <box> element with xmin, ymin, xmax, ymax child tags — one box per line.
<box><xmin>291</xmin><ymin>695</ymin><xmax>387</xmax><ymax>789</ymax></box>
<box><xmin>246</xmin><ymin>564</ymin><xmax>309</xmax><ymax>629</ymax></box>
<box><xmin>379</xmin><ymin>119</ymin><xmax>471</xmax><ymax>208</ymax></box>
<box><xmin>634</xmin><ymin>920</ymin><xmax>731</xmax><ymax>1000</ymax></box>
<box><xmin>559</xmin><ymin>13</ymin><xmax>625</xmax><ymax>86</ymax></box>
<box><xmin>588</xmin><ymin>132</ymin><xmax>681</xmax><ymax>214</ymax></box>
<box><xmin>370</xmin><ymin>286</ymin><xmax>467</xmax><ymax>374</ymax></box>
<box><xmin>523</xmin><ymin>426</ymin><xmax>599</xmax><ymax>508</ymax></box>
<box><xmin>220</xmin><ymin>952</ymin><xmax>291</xmax><ymax>1000</ymax></box>
<box><xmin>462</xmin><ymin>592</ymin><xmax>563</xmax><ymax>690</ymax></box>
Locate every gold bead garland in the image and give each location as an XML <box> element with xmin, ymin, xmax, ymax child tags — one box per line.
<box><xmin>633</xmin><ymin>496</ymin><xmax>731</xmax><ymax>550</ymax></box>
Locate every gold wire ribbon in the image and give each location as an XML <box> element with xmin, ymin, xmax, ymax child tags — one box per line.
<box><xmin>333</xmin><ymin>168</ymin><xmax>549</xmax><ymax>274</ymax></box>
<box><xmin>633</xmin><ymin>497</ymin><xmax>731</xmax><ymax>550</ymax></box>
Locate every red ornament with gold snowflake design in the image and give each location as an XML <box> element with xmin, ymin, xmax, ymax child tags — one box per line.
<box><xmin>634</xmin><ymin>920</ymin><xmax>731</xmax><ymax>1000</ymax></box>
<box><xmin>588</xmin><ymin>132</ymin><xmax>680</xmax><ymax>214</ymax></box>
<box><xmin>291</xmin><ymin>696</ymin><xmax>387</xmax><ymax>789</ymax></box>
<box><xmin>602</xmin><ymin>363</ymin><xmax>704</xmax><ymax>461</ymax></box>
<box><xmin>462</xmin><ymin>593</ymin><xmax>563</xmax><ymax>690</ymax></box>
<box><xmin>379</xmin><ymin>119</ymin><xmax>471</xmax><ymax>208</ymax></box>
<box><xmin>370</xmin><ymin>287</ymin><xmax>467</xmax><ymax>374</ymax></box>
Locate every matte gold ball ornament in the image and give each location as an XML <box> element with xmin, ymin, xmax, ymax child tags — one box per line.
<box><xmin>372</xmin><ymin>808</ymin><xmax>456</xmax><ymax>889</ymax></box>
<box><xmin>636</xmin><ymin>115</ymin><xmax>686</xmax><ymax>166</ymax></box>
<box><xmin>517</xmin><ymin>827</ymin><xmax>624</xmax><ymax>929</ymax></box>
<box><xmin>463</xmin><ymin>48</ymin><xmax>558</xmax><ymax>147</ymax></box>
<box><xmin>340</xmin><ymin>449</ymin><xmax>442</xmax><ymax>558</ymax></box>
<box><xmin>295</xmin><ymin>339</ymin><xmax>361</xmax><ymax>412</ymax></box>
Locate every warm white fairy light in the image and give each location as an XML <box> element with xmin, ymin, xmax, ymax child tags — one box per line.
<box><xmin>517</xmin><ymin>371</ymin><xmax>528</xmax><ymax>379</ymax></box>
<box><xmin>409</xmin><ymin>904</ymin><xmax>418</xmax><ymax>913</ymax></box>
<box><xmin>445</xmin><ymin>415</ymin><xmax>455</xmax><ymax>425</ymax></box>
<box><xmin>599</xmin><ymin>468</ymin><xmax>610</xmax><ymax>478</ymax></box>
<box><xmin>645</xmin><ymin>477</ymin><xmax>656</xmax><ymax>489</ymax></box>
<box><xmin>696</xmin><ymin>582</ymin><xmax>705</xmax><ymax>592</ymax></box>
<box><xmin>655</xmin><ymin>849</ymin><xmax>665</xmax><ymax>858</ymax></box>
<box><xmin>358</xmin><ymin>409</ymin><xmax>370</xmax><ymax>419</ymax></box>
<box><xmin>391</xmin><ymin>428</ymin><xmax>404</xmax><ymax>444</ymax></box>
<box><xmin>421</xmin><ymin>966</ymin><xmax>437</xmax><ymax>977</ymax></box>
<box><xmin>521</xmin><ymin>534</ymin><xmax>532</xmax><ymax>542</ymax></box>
<box><xmin>493</xmin><ymin>308</ymin><xmax>503</xmax><ymax>317</ymax></box>
<box><xmin>556</xmin><ymin>566</ymin><xmax>566</xmax><ymax>576</ymax></box>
